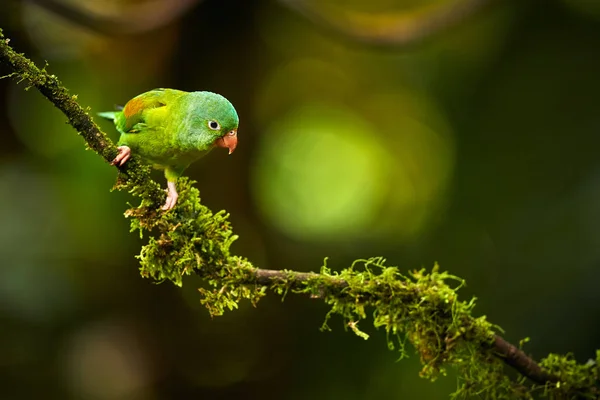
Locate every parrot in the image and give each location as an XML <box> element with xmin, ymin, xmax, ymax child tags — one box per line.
<box><xmin>98</xmin><ymin>88</ymin><xmax>239</xmax><ymax>210</ymax></box>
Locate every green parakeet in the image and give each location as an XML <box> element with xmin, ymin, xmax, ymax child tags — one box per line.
<box><xmin>99</xmin><ymin>88</ymin><xmax>239</xmax><ymax>210</ymax></box>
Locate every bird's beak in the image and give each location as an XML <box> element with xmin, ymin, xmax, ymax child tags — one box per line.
<box><xmin>215</xmin><ymin>129</ymin><xmax>238</xmax><ymax>155</ymax></box>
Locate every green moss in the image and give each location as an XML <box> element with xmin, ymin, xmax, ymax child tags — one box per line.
<box><xmin>121</xmin><ymin>177</ymin><xmax>237</xmax><ymax>286</ymax></box>
<box><xmin>538</xmin><ymin>353</ymin><xmax>600</xmax><ymax>398</ymax></box>
<box><xmin>304</xmin><ymin>258</ymin><xmax>514</xmax><ymax>395</ymax></box>
<box><xmin>121</xmin><ymin>176</ymin><xmax>600</xmax><ymax>398</ymax></box>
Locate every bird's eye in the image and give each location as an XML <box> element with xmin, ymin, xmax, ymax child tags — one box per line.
<box><xmin>228</xmin><ymin>130</ymin><xmax>236</xmax><ymax>136</ymax></box>
<box><xmin>208</xmin><ymin>121</ymin><xmax>220</xmax><ymax>130</ymax></box>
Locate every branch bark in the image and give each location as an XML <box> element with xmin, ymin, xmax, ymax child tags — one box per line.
<box><xmin>492</xmin><ymin>335</ymin><xmax>554</xmax><ymax>384</ymax></box>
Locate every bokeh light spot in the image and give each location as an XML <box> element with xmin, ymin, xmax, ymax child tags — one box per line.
<box><xmin>252</xmin><ymin>104</ymin><xmax>389</xmax><ymax>241</ymax></box>
<box><xmin>63</xmin><ymin>319</ymin><xmax>154</xmax><ymax>400</ymax></box>
<box><xmin>252</xmin><ymin>91</ymin><xmax>455</xmax><ymax>243</ymax></box>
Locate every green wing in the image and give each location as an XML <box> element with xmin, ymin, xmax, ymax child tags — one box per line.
<box><xmin>115</xmin><ymin>88</ymin><xmax>185</xmax><ymax>134</ymax></box>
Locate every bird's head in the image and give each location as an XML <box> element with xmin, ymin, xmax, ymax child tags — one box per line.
<box><xmin>192</xmin><ymin>91</ymin><xmax>239</xmax><ymax>154</ymax></box>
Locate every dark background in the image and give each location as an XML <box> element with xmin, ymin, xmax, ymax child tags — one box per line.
<box><xmin>1</xmin><ymin>0</ymin><xmax>600</xmax><ymax>398</ymax></box>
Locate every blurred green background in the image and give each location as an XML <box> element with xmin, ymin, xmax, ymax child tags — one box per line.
<box><xmin>1</xmin><ymin>0</ymin><xmax>600</xmax><ymax>398</ymax></box>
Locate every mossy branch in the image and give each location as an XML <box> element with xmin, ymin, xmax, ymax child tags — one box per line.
<box><xmin>2</xmin><ymin>29</ymin><xmax>599</xmax><ymax>399</ymax></box>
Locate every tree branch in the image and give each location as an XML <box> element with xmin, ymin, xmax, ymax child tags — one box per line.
<box><xmin>1</xmin><ymin>28</ymin><xmax>597</xmax><ymax>399</ymax></box>
<box><xmin>278</xmin><ymin>0</ymin><xmax>497</xmax><ymax>48</ymax></box>
<box><xmin>247</xmin><ymin>267</ymin><xmax>555</xmax><ymax>384</ymax></box>
<box><xmin>0</xmin><ymin>30</ymin><xmax>166</xmax><ymax>206</ymax></box>
<box><xmin>0</xmin><ymin>37</ymin><xmax>114</xmax><ymax>160</ymax></box>
<box><xmin>492</xmin><ymin>335</ymin><xmax>554</xmax><ymax>384</ymax></box>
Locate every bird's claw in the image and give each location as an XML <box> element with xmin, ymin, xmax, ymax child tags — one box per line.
<box><xmin>111</xmin><ymin>146</ymin><xmax>131</xmax><ymax>166</ymax></box>
<box><xmin>161</xmin><ymin>193</ymin><xmax>178</xmax><ymax>211</ymax></box>
<box><xmin>161</xmin><ymin>181</ymin><xmax>179</xmax><ymax>211</ymax></box>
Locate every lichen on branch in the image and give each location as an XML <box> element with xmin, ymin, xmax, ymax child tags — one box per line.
<box><xmin>1</xmin><ymin>28</ymin><xmax>599</xmax><ymax>399</ymax></box>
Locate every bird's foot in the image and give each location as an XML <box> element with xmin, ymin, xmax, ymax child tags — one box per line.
<box><xmin>161</xmin><ymin>181</ymin><xmax>179</xmax><ymax>211</ymax></box>
<box><xmin>111</xmin><ymin>146</ymin><xmax>131</xmax><ymax>166</ymax></box>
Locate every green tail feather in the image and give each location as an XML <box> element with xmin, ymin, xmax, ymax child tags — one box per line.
<box><xmin>97</xmin><ymin>111</ymin><xmax>117</xmax><ymax>120</ymax></box>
